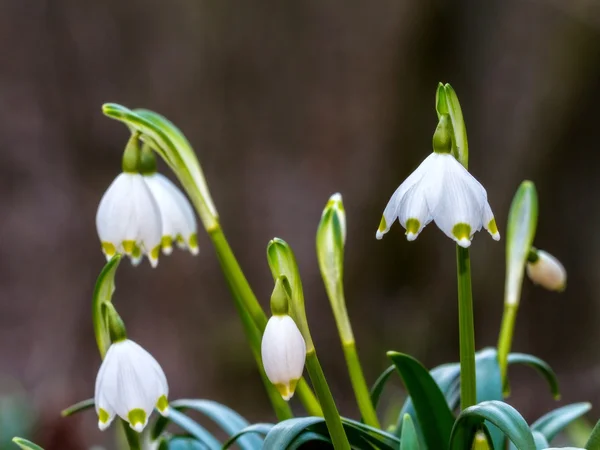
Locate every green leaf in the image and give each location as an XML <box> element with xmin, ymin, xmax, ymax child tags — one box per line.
<box><xmin>370</xmin><ymin>365</ymin><xmax>396</xmax><ymax>410</ymax></box>
<box><xmin>156</xmin><ymin>408</ymin><xmax>220</xmax><ymax>450</ymax></box>
<box><xmin>288</xmin><ymin>431</ymin><xmax>331</xmax><ymax>449</ymax></box>
<box><xmin>262</xmin><ymin>417</ymin><xmax>325</xmax><ymax>449</ymax></box>
<box><xmin>507</xmin><ymin>352</ymin><xmax>560</xmax><ymax>400</ymax></box>
<box><xmin>12</xmin><ymin>438</ymin><xmax>43</xmax><ymax>450</ymax></box>
<box><xmin>532</xmin><ymin>431</ymin><xmax>550</xmax><ymax>449</ymax></box>
<box><xmin>400</xmin><ymin>414</ymin><xmax>420</xmax><ymax>450</ymax></box>
<box><xmin>442</xmin><ymin>84</ymin><xmax>468</xmax><ymax>168</ymax></box>
<box><xmin>166</xmin><ymin>437</ymin><xmax>205</xmax><ymax>450</ymax></box>
<box><xmin>151</xmin><ymin>399</ymin><xmax>262</xmax><ymax>450</ymax></box>
<box><xmin>60</xmin><ymin>398</ymin><xmax>94</xmax><ymax>417</ymax></box>
<box><xmin>450</xmin><ymin>400</ymin><xmax>535</xmax><ymax>450</ymax></box>
<box><xmin>472</xmin><ymin>348</ymin><xmax>504</xmax><ymax>450</ymax></box>
<box><xmin>223</xmin><ymin>423</ymin><xmax>274</xmax><ymax>449</ymax></box>
<box><xmin>387</xmin><ymin>352</ymin><xmax>454</xmax><ymax>450</ymax></box>
<box><xmin>435</xmin><ymin>82</ymin><xmax>449</xmax><ymax>119</ymax></box>
<box><xmin>92</xmin><ymin>255</ymin><xmax>122</xmax><ymax>358</ymax></box>
<box><xmin>505</xmin><ymin>181</ymin><xmax>538</xmax><ymax>307</ymax></box>
<box><xmin>531</xmin><ymin>403</ymin><xmax>591</xmax><ymax>443</ymax></box>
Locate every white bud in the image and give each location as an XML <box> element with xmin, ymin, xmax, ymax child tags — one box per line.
<box><xmin>95</xmin><ymin>339</ymin><xmax>169</xmax><ymax>432</ymax></box>
<box><xmin>261</xmin><ymin>315</ymin><xmax>306</xmax><ymax>401</ymax></box>
<box><xmin>526</xmin><ymin>250</ymin><xmax>566</xmax><ymax>292</ymax></box>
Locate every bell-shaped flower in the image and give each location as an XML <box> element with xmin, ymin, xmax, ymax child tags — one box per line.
<box><xmin>96</xmin><ymin>173</ymin><xmax>162</xmax><ymax>267</ymax></box>
<box><xmin>143</xmin><ymin>173</ymin><xmax>199</xmax><ymax>256</ymax></box>
<box><xmin>95</xmin><ymin>339</ymin><xmax>169</xmax><ymax>432</ymax></box>
<box><xmin>376</xmin><ymin>116</ymin><xmax>499</xmax><ymax>247</ymax></box>
<box><xmin>526</xmin><ymin>249</ymin><xmax>566</xmax><ymax>292</ymax></box>
<box><xmin>261</xmin><ymin>314</ymin><xmax>306</xmax><ymax>401</ymax></box>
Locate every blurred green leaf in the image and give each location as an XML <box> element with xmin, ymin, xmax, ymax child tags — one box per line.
<box><xmin>12</xmin><ymin>438</ymin><xmax>43</xmax><ymax>450</ymax></box>
<box><xmin>223</xmin><ymin>423</ymin><xmax>274</xmax><ymax>449</ymax></box>
<box><xmin>155</xmin><ymin>408</ymin><xmax>220</xmax><ymax>450</ymax></box>
<box><xmin>400</xmin><ymin>414</ymin><xmax>420</xmax><ymax>450</ymax></box>
<box><xmin>507</xmin><ymin>352</ymin><xmax>560</xmax><ymax>399</ymax></box>
<box><xmin>450</xmin><ymin>400</ymin><xmax>535</xmax><ymax>450</ymax></box>
<box><xmin>531</xmin><ymin>403</ymin><xmax>591</xmax><ymax>443</ymax></box>
<box><xmin>61</xmin><ymin>398</ymin><xmax>94</xmax><ymax>417</ymax></box>
<box><xmin>92</xmin><ymin>254</ymin><xmax>122</xmax><ymax>358</ymax></box>
<box><xmin>387</xmin><ymin>351</ymin><xmax>454</xmax><ymax>450</ymax></box>
<box><xmin>151</xmin><ymin>399</ymin><xmax>262</xmax><ymax>450</ymax></box>
<box><xmin>532</xmin><ymin>430</ymin><xmax>550</xmax><ymax>449</ymax></box>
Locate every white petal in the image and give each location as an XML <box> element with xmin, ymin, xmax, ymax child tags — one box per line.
<box><xmin>429</xmin><ymin>154</ymin><xmax>487</xmax><ymax>246</ymax></box>
<box><xmin>376</xmin><ymin>154</ymin><xmax>436</xmax><ymax>239</ymax></box>
<box><xmin>95</xmin><ymin>351</ymin><xmax>118</xmax><ymax>431</ymax></box>
<box><xmin>526</xmin><ymin>250</ymin><xmax>566</xmax><ymax>291</ymax></box>
<box><xmin>396</xmin><ymin>173</ymin><xmax>436</xmax><ymax>241</ymax></box>
<box><xmin>95</xmin><ymin>173</ymin><xmax>162</xmax><ymax>264</ymax></box>
<box><xmin>482</xmin><ymin>202</ymin><xmax>500</xmax><ymax>241</ymax></box>
<box><xmin>144</xmin><ymin>173</ymin><xmax>198</xmax><ymax>255</ymax></box>
<box><xmin>261</xmin><ymin>315</ymin><xmax>306</xmax><ymax>400</ymax></box>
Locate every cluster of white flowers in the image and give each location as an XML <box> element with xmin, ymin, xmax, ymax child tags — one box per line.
<box><xmin>96</xmin><ymin>143</ymin><xmax>198</xmax><ymax>267</ymax></box>
<box><xmin>95</xmin><ymin>339</ymin><xmax>169</xmax><ymax>432</ymax></box>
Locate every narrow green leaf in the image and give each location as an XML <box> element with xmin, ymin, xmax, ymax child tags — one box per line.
<box><xmin>400</xmin><ymin>414</ymin><xmax>420</xmax><ymax>450</ymax></box>
<box><xmin>262</xmin><ymin>417</ymin><xmax>325</xmax><ymax>450</ymax></box>
<box><xmin>12</xmin><ymin>438</ymin><xmax>43</xmax><ymax>450</ymax></box>
<box><xmin>92</xmin><ymin>255</ymin><xmax>122</xmax><ymax>358</ymax></box>
<box><xmin>589</xmin><ymin>422</ymin><xmax>600</xmax><ymax>450</ymax></box>
<box><xmin>507</xmin><ymin>352</ymin><xmax>560</xmax><ymax>399</ymax></box>
<box><xmin>532</xmin><ymin>403</ymin><xmax>591</xmax><ymax>443</ymax></box>
<box><xmin>435</xmin><ymin>82</ymin><xmax>449</xmax><ymax>119</ymax></box>
<box><xmin>532</xmin><ymin>430</ymin><xmax>550</xmax><ymax>449</ymax></box>
<box><xmin>473</xmin><ymin>348</ymin><xmax>504</xmax><ymax>450</ymax></box>
<box><xmin>223</xmin><ymin>423</ymin><xmax>274</xmax><ymax>450</ymax></box>
<box><xmin>370</xmin><ymin>365</ymin><xmax>395</xmax><ymax>409</ymax></box>
<box><xmin>288</xmin><ymin>431</ymin><xmax>331</xmax><ymax>449</ymax></box>
<box><xmin>450</xmin><ymin>400</ymin><xmax>535</xmax><ymax>450</ymax></box>
<box><xmin>166</xmin><ymin>437</ymin><xmax>205</xmax><ymax>450</ymax></box>
<box><xmin>60</xmin><ymin>398</ymin><xmax>94</xmax><ymax>417</ymax></box>
<box><xmin>151</xmin><ymin>399</ymin><xmax>262</xmax><ymax>450</ymax></box>
<box><xmin>387</xmin><ymin>352</ymin><xmax>455</xmax><ymax>450</ymax></box>
<box><xmin>504</xmin><ymin>181</ymin><xmax>538</xmax><ymax>307</ymax></box>
<box><xmin>443</xmin><ymin>84</ymin><xmax>468</xmax><ymax>168</ymax></box>
<box><xmin>156</xmin><ymin>409</ymin><xmax>220</xmax><ymax>450</ymax></box>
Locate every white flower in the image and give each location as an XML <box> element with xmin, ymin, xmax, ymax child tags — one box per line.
<box><xmin>96</xmin><ymin>173</ymin><xmax>162</xmax><ymax>267</ymax></box>
<box><xmin>261</xmin><ymin>315</ymin><xmax>306</xmax><ymax>401</ymax></box>
<box><xmin>376</xmin><ymin>152</ymin><xmax>500</xmax><ymax>247</ymax></box>
<box><xmin>95</xmin><ymin>339</ymin><xmax>169</xmax><ymax>432</ymax></box>
<box><xmin>143</xmin><ymin>173</ymin><xmax>199</xmax><ymax>256</ymax></box>
<box><xmin>526</xmin><ymin>249</ymin><xmax>566</xmax><ymax>292</ymax></box>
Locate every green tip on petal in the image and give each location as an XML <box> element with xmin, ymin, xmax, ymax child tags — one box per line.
<box><xmin>452</xmin><ymin>223</ymin><xmax>472</xmax><ymax>247</ymax></box>
<box><xmin>131</xmin><ymin>244</ymin><xmax>142</xmax><ymax>259</ymax></box>
<box><xmin>189</xmin><ymin>233</ymin><xmax>199</xmax><ymax>254</ymax></box>
<box><xmin>122</xmin><ymin>240</ymin><xmax>135</xmax><ymax>255</ymax></box>
<box><xmin>149</xmin><ymin>246</ymin><xmax>161</xmax><ymax>265</ymax></box>
<box><xmin>488</xmin><ymin>218</ymin><xmax>498</xmax><ymax>235</ymax></box>
<box><xmin>405</xmin><ymin>218</ymin><xmax>420</xmax><ymax>241</ymax></box>
<box><xmin>102</xmin><ymin>242</ymin><xmax>116</xmax><ymax>257</ymax></box>
<box><xmin>98</xmin><ymin>407</ymin><xmax>110</xmax><ymax>424</ymax></box>
<box><xmin>161</xmin><ymin>236</ymin><xmax>173</xmax><ymax>255</ymax></box>
<box><xmin>275</xmin><ymin>379</ymin><xmax>299</xmax><ymax>401</ymax></box>
<box><xmin>127</xmin><ymin>408</ymin><xmax>147</xmax><ymax>433</ymax></box>
<box><xmin>156</xmin><ymin>395</ymin><xmax>169</xmax><ymax>415</ymax></box>
<box><xmin>376</xmin><ymin>216</ymin><xmax>387</xmax><ymax>239</ymax></box>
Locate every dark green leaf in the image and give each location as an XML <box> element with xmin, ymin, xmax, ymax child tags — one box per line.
<box><xmin>507</xmin><ymin>353</ymin><xmax>560</xmax><ymax>400</ymax></box>
<box><xmin>262</xmin><ymin>417</ymin><xmax>324</xmax><ymax>450</ymax></box>
<box><xmin>473</xmin><ymin>348</ymin><xmax>504</xmax><ymax>450</ymax></box>
<box><xmin>288</xmin><ymin>431</ymin><xmax>331</xmax><ymax>449</ymax></box>
<box><xmin>400</xmin><ymin>414</ymin><xmax>420</xmax><ymax>450</ymax></box>
<box><xmin>12</xmin><ymin>438</ymin><xmax>43</xmax><ymax>450</ymax></box>
<box><xmin>61</xmin><ymin>398</ymin><xmax>94</xmax><ymax>417</ymax></box>
<box><xmin>387</xmin><ymin>352</ymin><xmax>454</xmax><ymax>450</ymax></box>
<box><xmin>370</xmin><ymin>365</ymin><xmax>395</xmax><ymax>410</ymax></box>
<box><xmin>223</xmin><ymin>424</ymin><xmax>274</xmax><ymax>449</ymax></box>
<box><xmin>450</xmin><ymin>401</ymin><xmax>535</xmax><ymax>450</ymax></box>
<box><xmin>157</xmin><ymin>409</ymin><xmax>220</xmax><ymax>450</ymax></box>
<box><xmin>92</xmin><ymin>254</ymin><xmax>122</xmax><ymax>358</ymax></box>
<box><xmin>532</xmin><ymin>403</ymin><xmax>591</xmax><ymax>442</ymax></box>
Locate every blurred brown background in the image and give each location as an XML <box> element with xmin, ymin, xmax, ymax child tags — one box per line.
<box><xmin>1</xmin><ymin>0</ymin><xmax>600</xmax><ymax>448</ymax></box>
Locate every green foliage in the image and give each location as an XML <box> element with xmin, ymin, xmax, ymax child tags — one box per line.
<box><xmin>12</xmin><ymin>438</ymin><xmax>43</xmax><ymax>450</ymax></box>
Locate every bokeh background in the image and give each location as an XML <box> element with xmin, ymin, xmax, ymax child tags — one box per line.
<box><xmin>1</xmin><ymin>0</ymin><xmax>600</xmax><ymax>448</ymax></box>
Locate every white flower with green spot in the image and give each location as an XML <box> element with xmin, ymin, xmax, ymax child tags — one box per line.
<box><xmin>96</xmin><ymin>172</ymin><xmax>162</xmax><ymax>267</ymax></box>
<box><xmin>526</xmin><ymin>249</ymin><xmax>566</xmax><ymax>292</ymax></box>
<box><xmin>261</xmin><ymin>315</ymin><xmax>306</xmax><ymax>401</ymax></box>
<box><xmin>376</xmin><ymin>116</ymin><xmax>499</xmax><ymax>247</ymax></box>
<box><xmin>95</xmin><ymin>339</ymin><xmax>169</xmax><ymax>432</ymax></box>
<box><xmin>143</xmin><ymin>173</ymin><xmax>199</xmax><ymax>256</ymax></box>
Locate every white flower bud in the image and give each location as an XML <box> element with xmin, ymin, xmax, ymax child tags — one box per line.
<box><xmin>95</xmin><ymin>339</ymin><xmax>169</xmax><ymax>432</ymax></box>
<box><xmin>261</xmin><ymin>315</ymin><xmax>306</xmax><ymax>401</ymax></box>
<box><xmin>526</xmin><ymin>249</ymin><xmax>566</xmax><ymax>292</ymax></box>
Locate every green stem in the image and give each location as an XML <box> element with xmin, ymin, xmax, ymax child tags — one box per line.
<box><xmin>342</xmin><ymin>341</ymin><xmax>380</xmax><ymax>428</ymax></box>
<box><xmin>305</xmin><ymin>350</ymin><xmax>351</xmax><ymax>450</ymax></box>
<box><xmin>121</xmin><ymin>421</ymin><xmax>141</xmax><ymax>450</ymax></box>
<box><xmin>497</xmin><ymin>303</ymin><xmax>518</xmax><ymax>389</ymax></box>
<box><xmin>456</xmin><ymin>246</ymin><xmax>477</xmax><ymax>410</ymax></box>
<box><xmin>209</xmin><ymin>227</ymin><xmax>322</xmax><ymax>417</ymax></box>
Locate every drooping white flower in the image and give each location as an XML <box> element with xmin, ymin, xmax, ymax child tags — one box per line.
<box><xmin>376</xmin><ymin>152</ymin><xmax>499</xmax><ymax>247</ymax></box>
<box><xmin>261</xmin><ymin>315</ymin><xmax>306</xmax><ymax>401</ymax></box>
<box><xmin>95</xmin><ymin>339</ymin><xmax>169</xmax><ymax>432</ymax></box>
<box><xmin>96</xmin><ymin>173</ymin><xmax>162</xmax><ymax>267</ymax></box>
<box><xmin>526</xmin><ymin>249</ymin><xmax>566</xmax><ymax>292</ymax></box>
<box><xmin>143</xmin><ymin>173</ymin><xmax>199</xmax><ymax>256</ymax></box>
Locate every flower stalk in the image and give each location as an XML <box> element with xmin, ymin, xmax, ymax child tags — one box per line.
<box><xmin>317</xmin><ymin>194</ymin><xmax>380</xmax><ymax>428</ymax></box>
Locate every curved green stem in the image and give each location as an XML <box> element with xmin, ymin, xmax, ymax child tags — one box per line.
<box><xmin>457</xmin><ymin>246</ymin><xmax>476</xmax><ymax>409</ymax></box>
<box><xmin>342</xmin><ymin>341</ymin><xmax>380</xmax><ymax>428</ymax></box>
<box><xmin>497</xmin><ymin>303</ymin><xmax>518</xmax><ymax>392</ymax></box>
<box><xmin>122</xmin><ymin>422</ymin><xmax>141</xmax><ymax>450</ymax></box>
